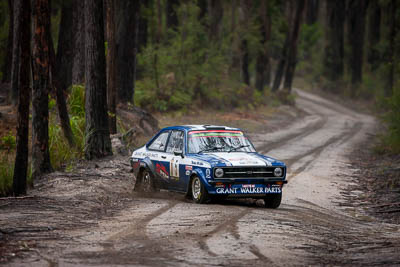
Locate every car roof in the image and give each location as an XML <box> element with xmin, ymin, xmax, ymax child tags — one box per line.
<box><xmin>161</xmin><ymin>125</ymin><xmax>242</xmax><ymax>132</ymax></box>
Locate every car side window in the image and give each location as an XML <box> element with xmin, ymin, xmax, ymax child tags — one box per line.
<box><xmin>148</xmin><ymin>131</ymin><xmax>169</xmax><ymax>151</ymax></box>
<box><xmin>166</xmin><ymin>130</ymin><xmax>184</xmax><ymax>154</ymax></box>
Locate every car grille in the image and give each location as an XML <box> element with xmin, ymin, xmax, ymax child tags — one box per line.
<box><xmin>215</xmin><ymin>167</ymin><xmax>283</xmax><ymax>179</ymax></box>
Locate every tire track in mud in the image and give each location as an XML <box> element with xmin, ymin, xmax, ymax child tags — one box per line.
<box><xmin>256</xmin><ymin>89</ymin><xmax>363</xmax><ymax>181</ymax></box>
<box><xmin>284</xmin><ymin>121</ymin><xmax>363</xmax><ymax>180</ymax></box>
<box><xmin>107</xmin><ymin>200</ymin><xmax>178</xmax><ymax>241</ymax></box>
<box><xmin>257</xmin><ymin>116</ymin><xmax>326</xmax><ymax>155</ymax></box>
<box><xmin>256</xmin><ymin>96</ymin><xmax>330</xmax><ymax>155</ymax></box>
<box><xmin>263</xmin><ymin>201</ymin><xmax>400</xmax><ymax>266</ymax></box>
<box><xmin>68</xmin><ymin>200</ymin><xmax>181</xmax><ymax>266</ymax></box>
<box><xmin>295</xmin><ymin>89</ymin><xmax>359</xmax><ymax>119</ymax></box>
<box><xmin>198</xmin><ymin>209</ymin><xmax>249</xmax><ymax>256</ymax></box>
<box><xmin>195</xmin><ymin>207</ymin><xmax>276</xmax><ymax>265</ymax></box>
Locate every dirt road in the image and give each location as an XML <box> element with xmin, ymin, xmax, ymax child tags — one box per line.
<box><xmin>3</xmin><ymin>90</ymin><xmax>400</xmax><ymax>266</ymax></box>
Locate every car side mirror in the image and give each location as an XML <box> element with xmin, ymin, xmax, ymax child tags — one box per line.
<box><xmin>174</xmin><ymin>151</ymin><xmax>184</xmax><ymax>158</ymax></box>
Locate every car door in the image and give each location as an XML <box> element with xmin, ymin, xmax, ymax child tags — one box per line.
<box><xmin>165</xmin><ymin>130</ymin><xmax>185</xmax><ymax>191</ymax></box>
<box><xmin>147</xmin><ymin>130</ymin><xmax>171</xmax><ymax>188</ymax></box>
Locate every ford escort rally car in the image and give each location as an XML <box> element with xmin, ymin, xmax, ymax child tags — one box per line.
<box><xmin>130</xmin><ymin>125</ymin><xmax>287</xmax><ymax>208</ymax></box>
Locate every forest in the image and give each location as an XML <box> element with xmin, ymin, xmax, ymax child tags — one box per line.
<box><xmin>0</xmin><ymin>0</ymin><xmax>399</xmax><ymax>196</ymax></box>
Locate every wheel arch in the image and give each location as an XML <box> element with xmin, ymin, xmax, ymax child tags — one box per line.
<box><xmin>185</xmin><ymin>168</ymin><xmax>209</xmax><ymax>195</ymax></box>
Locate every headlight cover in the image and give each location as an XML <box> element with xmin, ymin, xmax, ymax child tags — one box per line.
<box><xmin>274</xmin><ymin>167</ymin><xmax>283</xmax><ymax>177</ymax></box>
<box><xmin>215</xmin><ymin>168</ymin><xmax>224</xmax><ymax>178</ymax></box>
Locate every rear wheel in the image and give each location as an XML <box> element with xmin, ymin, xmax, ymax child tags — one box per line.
<box><xmin>264</xmin><ymin>193</ymin><xmax>282</xmax><ymax>209</ymax></box>
<box><xmin>191</xmin><ymin>176</ymin><xmax>210</xmax><ymax>204</ymax></box>
<box><xmin>135</xmin><ymin>169</ymin><xmax>155</xmax><ymax>192</ymax></box>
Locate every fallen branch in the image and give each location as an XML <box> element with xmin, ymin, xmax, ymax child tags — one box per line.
<box><xmin>376</xmin><ymin>209</ymin><xmax>400</xmax><ymax>214</ymax></box>
<box><xmin>0</xmin><ymin>202</ymin><xmax>11</xmax><ymax>208</ymax></box>
<box><xmin>367</xmin><ymin>202</ymin><xmax>400</xmax><ymax>208</ymax></box>
<box><xmin>0</xmin><ymin>196</ymin><xmax>36</xmax><ymax>201</ymax></box>
<box><xmin>0</xmin><ymin>226</ymin><xmax>53</xmax><ymax>234</ymax></box>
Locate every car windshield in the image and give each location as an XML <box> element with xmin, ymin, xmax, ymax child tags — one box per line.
<box><xmin>187</xmin><ymin>130</ymin><xmax>256</xmax><ymax>153</ymax></box>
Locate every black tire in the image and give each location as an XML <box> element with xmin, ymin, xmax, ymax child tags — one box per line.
<box><xmin>264</xmin><ymin>193</ymin><xmax>282</xmax><ymax>209</ymax></box>
<box><xmin>135</xmin><ymin>169</ymin><xmax>155</xmax><ymax>193</ymax></box>
<box><xmin>191</xmin><ymin>176</ymin><xmax>210</xmax><ymax>204</ymax></box>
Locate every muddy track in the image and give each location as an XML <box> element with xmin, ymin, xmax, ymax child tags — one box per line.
<box><xmin>3</xmin><ymin>89</ymin><xmax>400</xmax><ymax>266</ymax></box>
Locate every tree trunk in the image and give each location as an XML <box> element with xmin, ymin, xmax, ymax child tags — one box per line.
<box><xmin>72</xmin><ymin>0</ymin><xmax>85</xmax><ymax>84</ymax></box>
<box><xmin>136</xmin><ymin>0</ymin><xmax>149</xmax><ymax>81</ymax></box>
<box><xmin>48</xmin><ymin>1</ymin><xmax>75</xmax><ymax>147</ymax></box>
<box><xmin>323</xmin><ymin>0</ymin><xmax>345</xmax><ymax>86</ymax></box>
<box><xmin>229</xmin><ymin>0</ymin><xmax>240</xmax><ymax>75</ymax></box>
<box><xmin>239</xmin><ymin>0</ymin><xmax>251</xmax><ymax>85</ymax></box>
<box><xmin>55</xmin><ymin>1</ymin><xmax>73</xmax><ymax>92</ymax></box>
<box><xmin>208</xmin><ymin>0</ymin><xmax>223</xmax><ymax>42</ymax></box>
<box><xmin>198</xmin><ymin>0</ymin><xmax>207</xmax><ymax>22</ymax></box>
<box><xmin>2</xmin><ymin>0</ymin><xmax>13</xmax><ymax>83</ymax></box>
<box><xmin>241</xmin><ymin>39</ymin><xmax>250</xmax><ymax>85</ymax></box>
<box><xmin>348</xmin><ymin>0</ymin><xmax>369</xmax><ymax>95</ymax></box>
<box><xmin>166</xmin><ymin>0</ymin><xmax>179</xmax><ymax>31</ymax></box>
<box><xmin>116</xmin><ymin>0</ymin><xmax>140</xmax><ymax>103</ymax></box>
<box><xmin>283</xmin><ymin>0</ymin><xmax>306</xmax><ymax>93</ymax></box>
<box><xmin>367</xmin><ymin>1</ymin><xmax>381</xmax><ymax>71</ymax></box>
<box><xmin>305</xmin><ymin>0</ymin><xmax>319</xmax><ymax>25</ymax></box>
<box><xmin>12</xmin><ymin>0</ymin><xmax>31</xmax><ymax>196</ymax></box>
<box><xmin>272</xmin><ymin>1</ymin><xmax>294</xmax><ymax>92</ymax></box>
<box><xmin>255</xmin><ymin>0</ymin><xmax>271</xmax><ymax>91</ymax></box>
<box><xmin>31</xmin><ymin>0</ymin><xmax>53</xmax><ymax>180</ymax></box>
<box><xmin>84</xmin><ymin>0</ymin><xmax>112</xmax><ymax>160</ymax></box>
<box><xmin>105</xmin><ymin>0</ymin><xmax>117</xmax><ymax>134</ymax></box>
<box><xmin>10</xmin><ymin>0</ymin><xmax>22</xmax><ymax>105</ymax></box>
<box><xmin>138</xmin><ymin>0</ymin><xmax>149</xmax><ymax>50</ymax></box>
<box><xmin>385</xmin><ymin>0</ymin><xmax>396</xmax><ymax>97</ymax></box>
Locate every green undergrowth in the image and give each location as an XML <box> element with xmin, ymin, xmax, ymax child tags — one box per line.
<box><xmin>49</xmin><ymin>85</ymin><xmax>86</xmax><ymax>171</ymax></box>
<box><xmin>0</xmin><ymin>85</ymin><xmax>86</xmax><ymax>196</ymax></box>
<box><xmin>0</xmin><ymin>132</ymin><xmax>16</xmax><ymax>195</ymax></box>
<box><xmin>0</xmin><ymin>132</ymin><xmax>32</xmax><ymax>196</ymax></box>
<box><xmin>377</xmin><ymin>86</ymin><xmax>400</xmax><ymax>155</ymax></box>
<box><xmin>134</xmin><ymin>1</ymin><xmax>277</xmax><ymax>112</ymax></box>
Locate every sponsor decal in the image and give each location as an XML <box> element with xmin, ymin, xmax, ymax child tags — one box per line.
<box><xmin>132</xmin><ymin>162</ymin><xmax>140</xmax><ymax>169</ymax></box>
<box><xmin>215</xmin><ymin>185</ymin><xmax>281</xmax><ymax>194</ymax></box>
<box><xmin>170</xmin><ymin>159</ymin><xmax>179</xmax><ymax>178</ymax></box>
<box><xmin>227</xmin><ymin>157</ymin><xmax>259</xmax><ymax>165</ymax></box>
<box><xmin>191</xmin><ymin>160</ymin><xmax>204</xmax><ymax>166</ymax></box>
<box><xmin>134</xmin><ymin>151</ymin><xmax>159</xmax><ymax>158</ymax></box>
<box><xmin>242</xmin><ymin>184</ymin><xmax>255</xmax><ymax>188</ymax></box>
<box><xmin>156</xmin><ymin>163</ymin><xmax>169</xmax><ymax>179</ymax></box>
<box><xmin>185</xmin><ymin>170</ymin><xmax>191</xmax><ymax>176</ymax></box>
<box><xmin>185</xmin><ymin>165</ymin><xmax>193</xmax><ymax>171</ymax></box>
<box><xmin>216</xmin><ymin>187</ymin><xmax>238</xmax><ymax>194</ymax></box>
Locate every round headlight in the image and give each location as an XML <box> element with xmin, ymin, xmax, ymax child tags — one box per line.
<box><xmin>215</xmin><ymin>168</ymin><xmax>224</xmax><ymax>178</ymax></box>
<box><xmin>274</xmin><ymin>167</ymin><xmax>283</xmax><ymax>177</ymax></box>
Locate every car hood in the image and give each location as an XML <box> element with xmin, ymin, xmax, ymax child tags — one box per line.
<box><xmin>189</xmin><ymin>152</ymin><xmax>285</xmax><ymax>168</ymax></box>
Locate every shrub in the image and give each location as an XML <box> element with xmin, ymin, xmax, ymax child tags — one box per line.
<box><xmin>0</xmin><ymin>151</ymin><xmax>14</xmax><ymax>196</ymax></box>
<box><xmin>48</xmin><ymin>85</ymin><xmax>86</xmax><ymax>170</ymax></box>
<box><xmin>381</xmin><ymin>86</ymin><xmax>400</xmax><ymax>154</ymax></box>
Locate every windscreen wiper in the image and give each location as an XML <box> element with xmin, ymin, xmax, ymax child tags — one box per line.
<box><xmin>198</xmin><ymin>146</ymin><xmax>222</xmax><ymax>154</ymax></box>
<box><xmin>228</xmin><ymin>145</ymin><xmax>250</xmax><ymax>153</ymax></box>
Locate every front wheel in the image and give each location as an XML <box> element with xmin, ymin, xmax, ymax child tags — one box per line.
<box><xmin>191</xmin><ymin>176</ymin><xmax>210</xmax><ymax>204</ymax></box>
<box><xmin>264</xmin><ymin>193</ymin><xmax>282</xmax><ymax>209</ymax></box>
